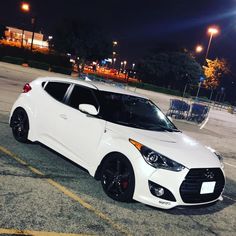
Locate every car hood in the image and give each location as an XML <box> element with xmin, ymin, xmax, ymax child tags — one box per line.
<box><xmin>106</xmin><ymin>122</ymin><xmax>221</xmax><ymax>169</ymax></box>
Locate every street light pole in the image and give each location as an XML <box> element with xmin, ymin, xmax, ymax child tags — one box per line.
<box><xmin>205</xmin><ymin>27</ymin><xmax>219</xmax><ymax>62</ymax></box>
<box><xmin>112</xmin><ymin>51</ymin><xmax>116</xmax><ymax>69</ymax></box>
<box><xmin>113</xmin><ymin>58</ymin><xmax>116</xmax><ymax>68</ymax></box>
<box><xmin>21</xmin><ymin>29</ymin><xmax>25</xmax><ymax>48</ymax></box>
<box><xmin>205</xmin><ymin>33</ymin><xmax>213</xmax><ymax>62</ymax></box>
<box><xmin>195</xmin><ymin>82</ymin><xmax>202</xmax><ymax>100</ymax></box>
<box><xmin>30</xmin><ymin>17</ymin><xmax>36</xmax><ymax>51</ymax></box>
<box><xmin>120</xmin><ymin>61</ymin><xmax>123</xmax><ymax>70</ymax></box>
<box><xmin>195</xmin><ymin>76</ymin><xmax>206</xmax><ymax>100</ymax></box>
<box><xmin>123</xmin><ymin>60</ymin><xmax>127</xmax><ymax>71</ymax></box>
<box><xmin>20</xmin><ymin>2</ymin><xmax>30</xmax><ymax>48</ymax></box>
<box><xmin>112</xmin><ymin>41</ymin><xmax>117</xmax><ymax>69</ymax></box>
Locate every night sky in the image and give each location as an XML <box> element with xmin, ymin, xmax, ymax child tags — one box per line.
<box><xmin>1</xmin><ymin>0</ymin><xmax>236</xmax><ymax>68</ymax></box>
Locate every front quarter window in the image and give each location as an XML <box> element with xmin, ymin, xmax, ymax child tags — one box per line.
<box><xmin>67</xmin><ymin>85</ymin><xmax>99</xmax><ymax>111</ymax></box>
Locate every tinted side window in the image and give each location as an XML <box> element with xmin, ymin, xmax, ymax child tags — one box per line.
<box><xmin>44</xmin><ymin>82</ymin><xmax>70</xmax><ymax>102</ymax></box>
<box><xmin>68</xmin><ymin>85</ymin><xmax>98</xmax><ymax>110</ymax></box>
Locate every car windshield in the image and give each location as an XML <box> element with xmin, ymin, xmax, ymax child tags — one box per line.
<box><xmin>96</xmin><ymin>91</ymin><xmax>179</xmax><ymax>132</ymax></box>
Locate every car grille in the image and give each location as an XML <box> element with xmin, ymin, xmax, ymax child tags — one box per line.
<box><xmin>180</xmin><ymin>168</ymin><xmax>225</xmax><ymax>203</ymax></box>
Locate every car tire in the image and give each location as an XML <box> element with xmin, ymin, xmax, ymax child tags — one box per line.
<box><xmin>101</xmin><ymin>154</ymin><xmax>135</xmax><ymax>202</ymax></box>
<box><xmin>11</xmin><ymin>108</ymin><xmax>29</xmax><ymax>143</ymax></box>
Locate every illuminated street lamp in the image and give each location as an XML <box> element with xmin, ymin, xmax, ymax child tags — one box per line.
<box><xmin>132</xmin><ymin>63</ymin><xmax>135</xmax><ymax>70</ymax></box>
<box><xmin>112</xmin><ymin>52</ymin><xmax>116</xmax><ymax>68</ymax></box>
<box><xmin>21</xmin><ymin>2</ymin><xmax>30</xmax><ymax>12</ymax></box>
<box><xmin>113</xmin><ymin>41</ymin><xmax>118</xmax><ymax>46</ymax></box>
<box><xmin>195</xmin><ymin>45</ymin><xmax>203</xmax><ymax>54</ymax></box>
<box><xmin>112</xmin><ymin>57</ymin><xmax>116</xmax><ymax>69</ymax></box>
<box><xmin>208</xmin><ymin>27</ymin><xmax>218</xmax><ymax>35</ymax></box>
<box><xmin>124</xmin><ymin>60</ymin><xmax>127</xmax><ymax>70</ymax></box>
<box><xmin>205</xmin><ymin>26</ymin><xmax>219</xmax><ymax>61</ymax></box>
<box><xmin>120</xmin><ymin>61</ymin><xmax>124</xmax><ymax>72</ymax></box>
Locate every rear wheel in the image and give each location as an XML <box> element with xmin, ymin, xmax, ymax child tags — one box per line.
<box><xmin>11</xmin><ymin>108</ymin><xmax>29</xmax><ymax>143</ymax></box>
<box><xmin>101</xmin><ymin>154</ymin><xmax>135</xmax><ymax>202</ymax></box>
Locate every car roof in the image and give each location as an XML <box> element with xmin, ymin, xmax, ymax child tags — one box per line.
<box><xmin>37</xmin><ymin>77</ymin><xmax>148</xmax><ymax>99</ymax></box>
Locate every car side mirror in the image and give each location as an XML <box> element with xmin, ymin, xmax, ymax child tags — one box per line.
<box><xmin>78</xmin><ymin>104</ymin><xmax>99</xmax><ymax>116</ymax></box>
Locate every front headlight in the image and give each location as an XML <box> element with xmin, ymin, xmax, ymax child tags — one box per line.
<box><xmin>129</xmin><ymin>139</ymin><xmax>185</xmax><ymax>171</ymax></box>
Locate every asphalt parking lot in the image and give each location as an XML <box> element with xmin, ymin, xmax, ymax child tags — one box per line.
<box><xmin>0</xmin><ymin>62</ymin><xmax>236</xmax><ymax>236</ymax></box>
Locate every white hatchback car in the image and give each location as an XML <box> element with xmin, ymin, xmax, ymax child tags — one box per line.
<box><xmin>10</xmin><ymin>77</ymin><xmax>225</xmax><ymax>209</ymax></box>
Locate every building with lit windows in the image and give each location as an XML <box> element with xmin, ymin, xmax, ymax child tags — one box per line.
<box><xmin>3</xmin><ymin>26</ymin><xmax>49</xmax><ymax>49</ymax></box>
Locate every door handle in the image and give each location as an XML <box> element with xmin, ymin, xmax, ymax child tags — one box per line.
<box><xmin>59</xmin><ymin>114</ymin><xmax>68</xmax><ymax>120</ymax></box>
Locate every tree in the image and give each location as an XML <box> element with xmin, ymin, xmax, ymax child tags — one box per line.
<box><xmin>50</xmin><ymin>19</ymin><xmax>112</xmax><ymax>61</ymax></box>
<box><xmin>203</xmin><ymin>58</ymin><xmax>230</xmax><ymax>89</ymax></box>
<box><xmin>137</xmin><ymin>51</ymin><xmax>203</xmax><ymax>90</ymax></box>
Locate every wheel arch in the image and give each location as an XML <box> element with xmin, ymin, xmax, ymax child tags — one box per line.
<box><xmin>94</xmin><ymin>151</ymin><xmax>132</xmax><ymax>180</ymax></box>
<box><xmin>10</xmin><ymin>105</ymin><xmax>37</xmax><ymax>142</ymax></box>
<box><xmin>10</xmin><ymin>106</ymin><xmax>30</xmax><ymax>128</ymax></box>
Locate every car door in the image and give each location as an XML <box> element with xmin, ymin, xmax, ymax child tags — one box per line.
<box><xmin>58</xmin><ymin>84</ymin><xmax>106</xmax><ymax>169</ymax></box>
<box><xmin>36</xmin><ymin>81</ymin><xmax>71</xmax><ymax>148</ymax></box>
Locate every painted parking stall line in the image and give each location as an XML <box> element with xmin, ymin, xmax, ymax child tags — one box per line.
<box><xmin>0</xmin><ymin>145</ymin><xmax>131</xmax><ymax>236</ymax></box>
<box><xmin>223</xmin><ymin>195</ymin><xmax>236</xmax><ymax>202</ymax></box>
<box><xmin>224</xmin><ymin>162</ymin><xmax>236</xmax><ymax>168</ymax></box>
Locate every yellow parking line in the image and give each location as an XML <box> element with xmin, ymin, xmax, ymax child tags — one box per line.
<box><xmin>28</xmin><ymin>165</ymin><xmax>44</xmax><ymax>175</ymax></box>
<box><xmin>0</xmin><ymin>228</ymin><xmax>92</xmax><ymax>236</ymax></box>
<box><xmin>46</xmin><ymin>179</ymin><xmax>129</xmax><ymax>233</ymax></box>
<box><xmin>0</xmin><ymin>145</ymin><xmax>131</xmax><ymax>236</ymax></box>
<box><xmin>0</xmin><ymin>145</ymin><xmax>28</xmax><ymax>166</ymax></box>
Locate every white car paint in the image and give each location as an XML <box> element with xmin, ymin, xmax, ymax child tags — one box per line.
<box><xmin>10</xmin><ymin>77</ymin><xmax>225</xmax><ymax>209</ymax></box>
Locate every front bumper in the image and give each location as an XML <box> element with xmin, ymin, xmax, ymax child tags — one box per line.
<box><xmin>133</xmin><ymin>159</ymin><xmax>225</xmax><ymax>209</ymax></box>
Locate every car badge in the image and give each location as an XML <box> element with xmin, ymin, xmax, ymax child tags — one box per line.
<box><xmin>204</xmin><ymin>169</ymin><xmax>215</xmax><ymax>179</ymax></box>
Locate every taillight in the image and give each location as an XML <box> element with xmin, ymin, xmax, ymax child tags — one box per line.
<box><xmin>23</xmin><ymin>83</ymin><xmax>32</xmax><ymax>93</ymax></box>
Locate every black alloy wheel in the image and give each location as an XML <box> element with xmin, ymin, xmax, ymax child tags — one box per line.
<box><xmin>101</xmin><ymin>154</ymin><xmax>135</xmax><ymax>202</ymax></box>
<box><xmin>11</xmin><ymin>108</ymin><xmax>29</xmax><ymax>143</ymax></box>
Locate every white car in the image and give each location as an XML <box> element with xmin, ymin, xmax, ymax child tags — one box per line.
<box><xmin>9</xmin><ymin>77</ymin><xmax>225</xmax><ymax>209</ymax></box>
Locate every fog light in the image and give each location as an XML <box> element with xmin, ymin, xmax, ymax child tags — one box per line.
<box><xmin>154</xmin><ymin>187</ymin><xmax>164</xmax><ymax>197</ymax></box>
<box><xmin>148</xmin><ymin>181</ymin><xmax>176</xmax><ymax>202</ymax></box>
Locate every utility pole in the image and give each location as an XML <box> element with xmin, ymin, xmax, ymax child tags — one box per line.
<box><xmin>30</xmin><ymin>17</ymin><xmax>36</xmax><ymax>51</ymax></box>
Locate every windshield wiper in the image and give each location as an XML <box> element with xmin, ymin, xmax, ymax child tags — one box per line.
<box><xmin>115</xmin><ymin>121</ymin><xmax>144</xmax><ymax>129</ymax></box>
<box><xmin>146</xmin><ymin>124</ymin><xmax>180</xmax><ymax>132</ymax></box>
<box><xmin>160</xmin><ymin>126</ymin><xmax>180</xmax><ymax>132</ymax></box>
<box><xmin>114</xmin><ymin>121</ymin><xmax>180</xmax><ymax>132</ymax></box>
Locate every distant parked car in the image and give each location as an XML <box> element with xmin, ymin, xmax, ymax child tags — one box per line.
<box><xmin>9</xmin><ymin>77</ymin><xmax>225</xmax><ymax>209</ymax></box>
